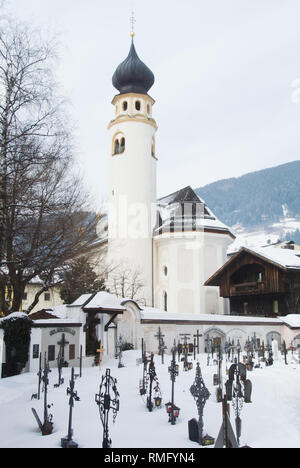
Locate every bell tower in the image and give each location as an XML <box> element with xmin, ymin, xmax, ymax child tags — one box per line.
<box><xmin>107</xmin><ymin>34</ymin><xmax>157</xmax><ymax>306</ymax></box>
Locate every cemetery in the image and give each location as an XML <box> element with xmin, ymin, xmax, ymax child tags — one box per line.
<box><xmin>0</xmin><ymin>332</ymin><xmax>300</xmax><ymax>448</ymax></box>
<box><xmin>1</xmin><ymin>0</ymin><xmax>300</xmax><ymax>451</ymax></box>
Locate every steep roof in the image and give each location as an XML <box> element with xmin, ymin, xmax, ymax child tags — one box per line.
<box><xmin>156</xmin><ymin>186</ymin><xmax>235</xmax><ymax>238</ymax></box>
<box><xmin>158</xmin><ymin>186</ymin><xmax>206</xmax><ymax>206</ymax></box>
<box><xmin>205</xmin><ymin>246</ymin><xmax>300</xmax><ymax>286</ymax></box>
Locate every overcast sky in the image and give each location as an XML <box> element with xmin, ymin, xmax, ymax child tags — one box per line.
<box><xmin>5</xmin><ymin>0</ymin><xmax>300</xmax><ymax>207</ymax></box>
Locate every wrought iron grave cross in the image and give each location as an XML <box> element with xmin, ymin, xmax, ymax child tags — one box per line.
<box><xmin>95</xmin><ymin>368</ymin><xmax>120</xmax><ymax>448</ymax></box>
<box><xmin>189</xmin><ymin>362</ymin><xmax>210</xmax><ymax>445</ymax></box>
<box><xmin>61</xmin><ymin>367</ymin><xmax>80</xmax><ymax>448</ymax></box>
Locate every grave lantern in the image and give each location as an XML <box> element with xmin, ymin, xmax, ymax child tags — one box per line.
<box><xmin>154</xmin><ymin>396</ymin><xmax>162</xmax><ymax>408</ymax></box>
<box><xmin>165</xmin><ymin>402</ymin><xmax>180</xmax><ymax>422</ymax></box>
<box><xmin>202</xmin><ymin>434</ymin><xmax>215</xmax><ymax>446</ymax></box>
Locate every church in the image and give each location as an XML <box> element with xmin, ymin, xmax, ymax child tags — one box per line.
<box><xmin>98</xmin><ymin>35</ymin><xmax>235</xmax><ymax>317</ymax></box>
<box><xmin>2</xmin><ymin>33</ymin><xmax>300</xmax><ymax>378</ymax></box>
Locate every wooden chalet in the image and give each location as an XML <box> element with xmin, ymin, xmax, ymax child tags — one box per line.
<box><xmin>205</xmin><ymin>247</ymin><xmax>300</xmax><ymax>317</ymax></box>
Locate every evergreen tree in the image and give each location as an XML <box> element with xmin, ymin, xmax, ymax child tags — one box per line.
<box><xmin>59</xmin><ymin>257</ymin><xmax>108</xmax><ymax>304</ymax></box>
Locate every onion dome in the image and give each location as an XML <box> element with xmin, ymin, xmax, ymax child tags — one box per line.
<box><xmin>112</xmin><ymin>40</ymin><xmax>155</xmax><ymax>95</ymax></box>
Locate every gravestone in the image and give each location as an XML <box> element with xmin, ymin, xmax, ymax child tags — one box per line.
<box><xmin>188</xmin><ymin>418</ymin><xmax>199</xmax><ymax>443</ymax></box>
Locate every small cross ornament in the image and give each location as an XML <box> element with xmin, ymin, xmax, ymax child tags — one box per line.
<box><xmin>97</xmin><ymin>341</ymin><xmax>105</xmax><ymax>370</ymax></box>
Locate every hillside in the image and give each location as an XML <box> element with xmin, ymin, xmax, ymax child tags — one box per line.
<box><xmin>195</xmin><ymin>161</ymin><xmax>300</xmax><ymax>231</ymax></box>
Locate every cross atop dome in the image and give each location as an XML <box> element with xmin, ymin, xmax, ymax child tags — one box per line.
<box><xmin>130</xmin><ymin>11</ymin><xmax>136</xmax><ymax>38</ymax></box>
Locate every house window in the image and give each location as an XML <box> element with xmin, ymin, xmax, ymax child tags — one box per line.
<box><xmin>135</xmin><ymin>100</ymin><xmax>141</xmax><ymax>111</ymax></box>
<box><xmin>69</xmin><ymin>344</ymin><xmax>75</xmax><ymax>360</ymax></box>
<box><xmin>32</xmin><ymin>344</ymin><xmax>39</xmax><ymax>359</ymax></box>
<box><xmin>258</xmin><ymin>272</ymin><xmax>263</xmax><ymax>282</ymax></box>
<box><xmin>44</xmin><ymin>292</ymin><xmax>50</xmax><ymax>301</ymax></box>
<box><xmin>273</xmin><ymin>300</ymin><xmax>279</xmax><ymax>314</ymax></box>
<box><xmin>48</xmin><ymin>345</ymin><xmax>55</xmax><ymax>362</ymax></box>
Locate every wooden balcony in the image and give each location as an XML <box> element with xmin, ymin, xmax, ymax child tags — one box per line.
<box><xmin>230</xmin><ymin>281</ymin><xmax>265</xmax><ymax>296</ymax></box>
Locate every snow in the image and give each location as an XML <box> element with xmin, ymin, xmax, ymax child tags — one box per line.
<box><xmin>141</xmin><ymin>308</ymin><xmax>281</xmax><ymax>324</ymax></box>
<box><xmin>253</xmin><ymin>246</ymin><xmax>300</xmax><ymax>269</ymax></box>
<box><xmin>228</xmin><ymin>232</ymin><xmax>281</xmax><ymax>255</ymax></box>
<box><xmin>31</xmin><ymin>319</ymin><xmax>81</xmax><ymax>325</ymax></box>
<box><xmin>84</xmin><ymin>292</ymin><xmax>126</xmax><ymax>311</ymax></box>
<box><xmin>280</xmin><ymin>315</ymin><xmax>300</xmax><ymax>328</ymax></box>
<box><xmin>227</xmin><ymin>244</ymin><xmax>300</xmax><ymax>269</ymax></box>
<box><xmin>1</xmin><ymin>350</ymin><xmax>300</xmax><ymax>448</ymax></box>
<box><xmin>0</xmin><ymin>312</ymin><xmax>30</xmax><ymax>324</ymax></box>
<box><xmin>68</xmin><ymin>292</ymin><xmax>126</xmax><ymax>311</ymax></box>
<box><xmin>68</xmin><ymin>294</ymin><xmax>92</xmax><ymax>307</ymax></box>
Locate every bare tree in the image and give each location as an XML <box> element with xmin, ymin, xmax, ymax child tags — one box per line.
<box><xmin>108</xmin><ymin>266</ymin><xmax>146</xmax><ymax>306</ymax></box>
<box><xmin>0</xmin><ymin>17</ymin><xmax>62</xmax><ymax>264</ymax></box>
<box><xmin>0</xmin><ymin>17</ymin><xmax>98</xmax><ymax>315</ymax></box>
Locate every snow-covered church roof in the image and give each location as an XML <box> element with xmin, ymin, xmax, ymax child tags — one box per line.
<box><xmin>155</xmin><ymin>186</ymin><xmax>235</xmax><ymax>238</ymax></box>
<box><xmin>96</xmin><ymin>186</ymin><xmax>235</xmax><ymax>242</ymax></box>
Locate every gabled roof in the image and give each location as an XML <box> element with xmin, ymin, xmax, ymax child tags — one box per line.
<box><xmin>83</xmin><ymin>292</ymin><xmax>126</xmax><ymax>312</ymax></box>
<box><xmin>205</xmin><ymin>246</ymin><xmax>300</xmax><ymax>286</ymax></box>
<box><xmin>156</xmin><ymin>186</ymin><xmax>235</xmax><ymax>238</ymax></box>
<box><xmin>158</xmin><ymin>186</ymin><xmax>206</xmax><ymax>206</ymax></box>
<box><xmin>29</xmin><ymin>309</ymin><xmax>60</xmax><ymax>321</ymax></box>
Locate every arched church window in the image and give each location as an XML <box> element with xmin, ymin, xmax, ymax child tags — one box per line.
<box><xmin>163</xmin><ymin>291</ymin><xmax>168</xmax><ymax>312</ymax></box>
<box><xmin>135</xmin><ymin>100</ymin><xmax>141</xmax><ymax>111</ymax></box>
<box><xmin>122</xmin><ymin>101</ymin><xmax>128</xmax><ymax>111</ymax></box>
<box><xmin>113</xmin><ymin>138</ymin><xmax>120</xmax><ymax>155</ymax></box>
<box><xmin>113</xmin><ymin>136</ymin><xmax>125</xmax><ymax>155</ymax></box>
<box><xmin>120</xmin><ymin>137</ymin><xmax>125</xmax><ymax>153</ymax></box>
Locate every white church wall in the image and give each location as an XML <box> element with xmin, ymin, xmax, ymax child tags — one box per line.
<box><xmin>154</xmin><ymin>233</ymin><xmax>203</xmax><ymax>315</ymax></box>
<box><xmin>153</xmin><ymin>230</ymin><xmax>233</xmax><ymax>316</ymax></box>
<box><xmin>204</xmin><ymin>289</ymin><xmax>219</xmax><ymax>315</ymax></box>
<box><xmin>107</xmin><ymin>327</ymin><xmax>117</xmax><ymax>357</ymax></box>
<box><xmin>108</xmin><ymin>109</ymin><xmax>157</xmax><ymax>306</ymax></box>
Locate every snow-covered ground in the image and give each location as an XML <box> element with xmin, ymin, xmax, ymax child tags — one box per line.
<box><xmin>0</xmin><ymin>350</ymin><xmax>300</xmax><ymax>448</ymax></box>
